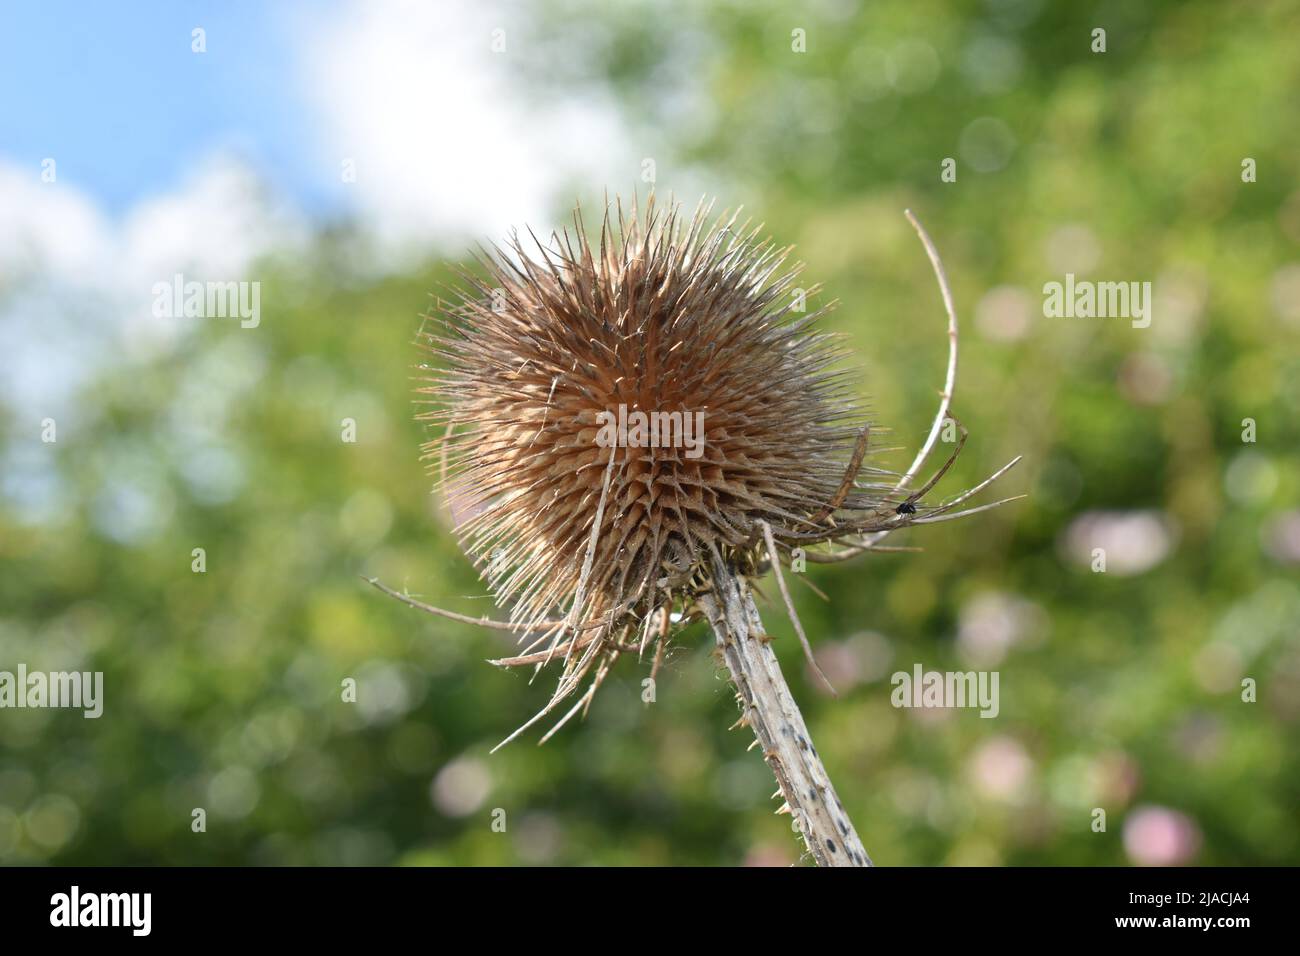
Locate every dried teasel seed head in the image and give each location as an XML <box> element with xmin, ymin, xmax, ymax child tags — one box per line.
<box><xmin>417</xmin><ymin>196</ymin><xmax>893</xmax><ymax>728</ymax></box>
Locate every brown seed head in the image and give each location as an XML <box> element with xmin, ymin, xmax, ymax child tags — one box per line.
<box><xmin>400</xmin><ymin>199</ymin><xmax>1021</xmax><ymax>742</ymax></box>
<box><xmin>418</xmin><ymin>196</ymin><xmax>887</xmax><ymax>720</ymax></box>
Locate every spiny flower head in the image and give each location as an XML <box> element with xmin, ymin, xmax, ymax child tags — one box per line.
<box><xmin>418</xmin><ymin>196</ymin><xmax>892</xmax><ymax>733</ymax></box>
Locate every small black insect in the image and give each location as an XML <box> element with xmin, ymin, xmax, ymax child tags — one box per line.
<box><xmin>895</xmin><ymin>501</ymin><xmax>917</xmax><ymax>515</ymax></box>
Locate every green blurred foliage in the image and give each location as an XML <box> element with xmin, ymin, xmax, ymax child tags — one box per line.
<box><xmin>2</xmin><ymin>0</ymin><xmax>1298</xmax><ymax>865</ymax></box>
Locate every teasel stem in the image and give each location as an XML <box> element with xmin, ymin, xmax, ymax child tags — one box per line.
<box><xmin>696</xmin><ymin>546</ymin><xmax>871</xmax><ymax>867</ymax></box>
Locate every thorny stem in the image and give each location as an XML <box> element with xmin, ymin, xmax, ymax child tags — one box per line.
<box><xmin>696</xmin><ymin>547</ymin><xmax>871</xmax><ymax>868</ymax></box>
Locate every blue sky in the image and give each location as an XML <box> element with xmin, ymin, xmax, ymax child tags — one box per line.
<box><xmin>0</xmin><ymin>1</ymin><xmax>343</xmax><ymax>218</ymax></box>
<box><xmin>0</xmin><ymin>1</ymin><xmax>634</xmax><ymax>423</ymax></box>
<box><xmin>0</xmin><ymin>0</ymin><xmax>634</xmax><ymax>244</ymax></box>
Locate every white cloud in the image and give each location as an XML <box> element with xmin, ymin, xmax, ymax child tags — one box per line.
<box><xmin>0</xmin><ymin>156</ymin><xmax>301</xmax><ymax>294</ymax></box>
<box><xmin>297</xmin><ymin>0</ymin><xmax>633</xmax><ymax>259</ymax></box>
<box><xmin>117</xmin><ymin>158</ymin><xmax>306</xmax><ymax>293</ymax></box>
<box><xmin>0</xmin><ymin>155</ymin><xmax>304</xmax><ymax>419</ymax></box>
<box><xmin>0</xmin><ymin>164</ymin><xmax>112</xmax><ymax>285</ymax></box>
